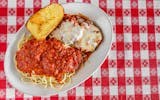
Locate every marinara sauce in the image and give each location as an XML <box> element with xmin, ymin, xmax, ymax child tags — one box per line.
<box><xmin>16</xmin><ymin>38</ymin><xmax>83</xmax><ymax>81</ymax></box>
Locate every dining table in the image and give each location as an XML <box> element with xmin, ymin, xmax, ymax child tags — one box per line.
<box><xmin>0</xmin><ymin>0</ymin><xmax>160</xmax><ymax>99</ymax></box>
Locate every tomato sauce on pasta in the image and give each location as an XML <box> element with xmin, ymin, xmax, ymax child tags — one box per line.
<box><xmin>16</xmin><ymin>38</ymin><xmax>83</xmax><ymax>82</ymax></box>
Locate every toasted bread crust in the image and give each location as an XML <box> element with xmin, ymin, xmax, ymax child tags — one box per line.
<box><xmin>26</xmin><ymin>3</ymin><xmax>64</xmax><ymax>40</ymax></box>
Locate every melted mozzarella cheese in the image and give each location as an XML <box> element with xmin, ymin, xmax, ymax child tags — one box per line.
<box><xmin>51</xmin><ymin>21</ymin><xmax>84</xmax><ymax>45</ymax></box>
<box><xmin>74</xmin><ymin>24</ymin><xmax>102</xmax><ymax>52</ymax></box>
<box><xmin>50</xmin><ymin>15</ymin><xmax>102</xmax><ymax>52</ymax></box>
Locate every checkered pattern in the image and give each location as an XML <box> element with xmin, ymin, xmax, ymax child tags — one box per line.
<box><xmin>0</xmin><ymin>0</ymin><xmax>160</xmax><ymax>99</ymax></box>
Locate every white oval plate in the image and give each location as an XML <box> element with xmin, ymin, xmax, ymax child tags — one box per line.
<box><xmin>4</xmin><ymin>3</ymin><xmax>113</xmax><ymax>96</ymax></box>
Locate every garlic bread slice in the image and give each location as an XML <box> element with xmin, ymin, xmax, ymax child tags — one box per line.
<box><xmin>26</xmin><ymin>3</ymin><xmax>64</xmax><ymax>40</ymax></box>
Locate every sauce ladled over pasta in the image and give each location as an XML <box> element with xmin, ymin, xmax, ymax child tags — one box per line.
<box><xmin>16</xmin><ymin>38</ymin><xmax>83</xmax><ymax>82</ymax></box>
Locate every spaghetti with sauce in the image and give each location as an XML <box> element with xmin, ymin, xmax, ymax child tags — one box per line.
<box><xmin>16</xmin><ymin>37</ymin><xmax>83</xmax><ymax>88</ymax></box>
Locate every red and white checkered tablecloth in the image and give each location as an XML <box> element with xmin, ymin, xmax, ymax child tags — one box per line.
<box><xmin>0</xmin><ymin>0</ymin><xmax>160</xmax><ymax>99</ymax></box>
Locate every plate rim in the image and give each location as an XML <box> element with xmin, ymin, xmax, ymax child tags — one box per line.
<box><xmin>4</xmin><ymin>2</ymin><xmax>113</xmax><ymax>96</ymax></box>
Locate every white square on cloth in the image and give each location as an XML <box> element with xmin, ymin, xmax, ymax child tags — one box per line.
<box><xmin>8</xmin><ymin>0</ymin><xmax>16</xmax><ymax>8</ymax></box>
<box><xmin>109</xmin><ymin>86</ymin><xmax>118</xmax><ymax>95</ymax></box>
<box><xmin>93</xmin><ymin>86</ymin><xmax>102</xmax><ymax>96</ymax></box>
<box><xmin>58</xmin><ymin>0</ymin><xmax>66</xmax><ymax>4</ymax></box>
<box><xmin>141</xmin><ymin>67</ymin><xmax>150</xmax><ymax>77</ymax></box>
<box><xmin>125</xmin><ymin>68</ymin><xmax>134</xmax><ymax>77</ymax></box>
<box><xmin>125</xmin><ymin>50</ymin><xmax>133</xmax><ymax>60</ymax></box>
<box><xmin>140</xmin><ymin>33</ymin><xmax>148</xmax><ymax>42</ymax></box>
<box><xmin>126</xmin><ymin>85</ymin><xmax>135</xmax><ymax>95</ymax></box>
<box><xmin>8</xmin><ymin>16</ymin><xmax>16</xmax><ymax>25</ymax></box>
<box><xmin>140</xmin><ymin>50</ymin><xmax>149</xmax><ymax>60</ymax></box>
<box><xmin>108</xmin><ymin>50</ymin><xmax>117</xmax><ymax>60</ymax></box>
<box><xmin>107</xmin><ymin>0</ymin><xmax>115</xmax><ymax>8</ymax></box>
<box><xmin>124</xmin><ymin>33</ymin><xmax>132</xmax><ymax>42</ymax></box>
<box><xmin>154</xmin><ymin>17</ymin><xmax>160</xmax><ymax>25</ymax></box>
<box><xmin>153</xmin><ymin>0</ymin><xmax>160</xmax><ymax>8</ymax></box>
<box><xmin>25</xmin><ymin>0</ymin><xmax>33</xmax><ymax>8</ymax></box>
<box><xmin>142</xmin><ymin>85</ymin><xmax>151</xmax><ymax>94</ymax></box>
<box><xmin>76</xmin><ymin>87</ymin><xmax>84</xmax><ymax>96</ymax></box>
<box><xmin>42</xmin><ymin>0</ymin><xmax>50</xmax><ymax>7</ymax></box>
<box><xmin>109</xmin><ymin>68</ymin><xmax>117</xmax><ymax>77</ymax></box>
<box><xmin>6</xmin><ymin>88</ymin><xmax>15</xmax><ymax>98</ymax></box>
<box><xmin>138</xmin><ymin>0</ymin><xmax>146</xmax><ymax>9</ymax></box>
<box><xmin>123</xmin><ymin>17</ymin><xmax>131</xmax><ymax>25</ymax></box>
<box><xmin>157</xmin><ymin>51</ymin><xmax>160</xmax><ymax>60</ymax></box>
<box><xmin>122</xmin><ymin>0</ymin><xmax>130</xmax><ymax>9</ymax></box>
<box><xmin>139</xmin><ymin>17</ymin><xmax>147</xmax><ymax>25</ymax></box>
<box><xmin>91</xmin><ymin>0</ymin><xmax>99</xmax><ymax>7</ymax></box>
<box><xmin>155</xmin><ymin>34</ymin><xmax>160</xmax><ymax>42</ymax></box>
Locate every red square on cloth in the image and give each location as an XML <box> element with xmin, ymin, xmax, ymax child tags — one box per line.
<box><xmin>0</xmin><ymin>8</ymin><xmax>7</xmax><ymax>16</ymax></box>
<box><xmin>0</xmin><ymin>80</ymin><xmax>6</xmax><ymax>89</ymax></box>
